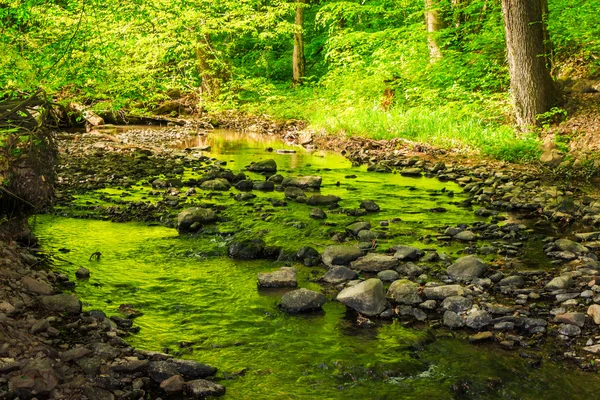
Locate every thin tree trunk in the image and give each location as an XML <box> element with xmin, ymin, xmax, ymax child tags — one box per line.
<box><xmin>196</xmin><ymin>34</ymin><xmax>229</xmax><ymax>98</ymax></box>
<box><xmin>540</xmin><ymin>0</ymin><xmax>553</xmax><ymax>73</ymax></box>
<box><xmin>424</xmin><ymin>0</ymin><xmax>444</xmax><ymax>61</ymax></box>
<box><xmin>501</xmin><ymin>0</ymin><xmax>558</xmax><ymax>128</ymax></box>
<box><xmin>292</xmin><ymin>0</ymin><xmax>306</xmax><ymax>85</ymax></box>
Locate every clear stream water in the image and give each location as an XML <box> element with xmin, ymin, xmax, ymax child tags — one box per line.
<box><xmin>32</xmin><ymin>130</ymin><xmax>600</xmax><ymax>399</ymax></box>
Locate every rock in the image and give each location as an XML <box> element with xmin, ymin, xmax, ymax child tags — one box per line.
<box><xmin>400</xmin><ymin>167</ymin><xmax>422</xmax><ymax>176</ymax></box>
<box><xmin>545</xmin><ymin>275</ymin><xmax>572</xmax><ymax>291</ymax></box>
<box><xmin>253</xmin><ymin>181</ymin><xmax>274</xmax><ymax>191</ymax></box>
<box><xmin>296</xmin><ymin>246</ymin><xmax>320</xmax><ymax>265</ymax></box>
<box><xmin>0</xmin><ymin>301</ymin><xmax>15</xmax><ymax>314</ymax></box>
<box><xmin>60</xmin><ymin>347</ymin><xmax>91</xmax><ymax>362</ymax></box>
<box><xmin>454</xmin><ymin>231</ymin><xmax>477</xmax><ymax>241</ymax></box>
<box><xmin>469</xmin><ymin>331</ymin><xmax>494</xmax><ymax>343</ymax></box>
<box><xmin>161</xmin><ymin>375</ymin><xmax>185</xmax><ymax>393</ymax></box>
<box><xmin>310</xmin><ymin>208</ymin><xmax>327</xmax><ymax>219</ymax></box>
<box><xmin>284</xmin><ymin>186</ymin><xmax>305</xmax><ymax>199</ymax></box>
<box><xmin>336</xmin><ymin>278</ymin><xmax>387</xmax><ymax>316</ymax></box>
<box><xmin>235</xmin><ymin>180</ymin><xmax>254</xmax><ymax>191</ymax></box>
<box><xmin>588</xmin><ymin>304</ymin><xmax>600</xmax><ymax>325</ymax></box>
<box><xmin>306</xmin><ymin>194</ymin><xmax>341</xmax><ymax>206</ymax></box>
<box><xmin>555</xmin><ymin>312</ymin><xmax>586</xmax><ymax>328</ymax></box>
<box><xmin>423</xmin><ymin>285</ymin><xmax>465</xmax><ymax>300</ymax></box>
<box><xmin>22</xmin><ymin>276</ymin><xmax>53</xmax><ymax>295</ymax></box>
<box><xmin>82</xmin><ymin>387</ymin><xmax>114</xmax><ymax>400</ymax></box>
<box><xmin>258</xmin><ymin>267</ymin><xmax>297</xmax><ymax>288</ymax></box>
<box><xmin>9</xmin><ymin>368</ymin><xmax>58</xmax><ymax>397</ymax></box>
<box><xmin>322</xmin><ymin>245</ymin><xmax>363</xmax><ymax>267</ymax></box>
<box><xmin>177</xmin><ymin>207</ymin><xmax>217</xmax><ymax>233</ymax></box>
<box><xmin>282</xmin><ymin>176</ymin><xmax>322</xmax><ymax>189</ymax></box>
<box><xmin>111</xmin><ymin>359</ymin><xmax>149</xmax><ymax>373</ymax></box>
<box><xmin>558</xmin><ymin>324</ymin><xmax>581</xmax><ymax>337</ymax></box>
<box><xmin>346</xmin><ymin>222</ymin><xmax>371</xmax><ymax>236</ymax></box>
<box><xmin>583</xmin><ymin>345</ymin><xmax>600</xmax><ymax>354</ymax></box>
<box><xmin>169</xmin><ymin>359</ymin><xmax>216</xmax><ymax>379</ymax></box>
<box><xmin>498</xmin><ymin>275</ymin><xmax>524</xmax><ymax>287</ymax></box>
<box><xmin>540</xmin><ymin>149</ymin><xmax>564</xmax><ymax>167</ymax></box>
<box><xmin>377</xmin><ymin>270</ymin><xmax>400</xmax><ymax>282</ymax></box>
<box><xmin>465</xmin><ymin>310</ymin><xmax>492</xmax><ymax>330</ymax></box>
<box><xmin>443</xmin><ymin>311</ymin><xmax>464</xmax><ymax>328</ymax></box>
<box><xmin>280</xmin><ymin>288</ymin><xmax>326</xmax><ymax>313</ymax></box>
<box><xmin>322</xmin><ymin>266</ymin><xmax>358</xmax><ymax>284</ymax></box>
<box><xmin>386</xmin><ymin>279</ymin><xmax>422</xmax><ymax>305</ymax></box>
<box><xmin>396</xmin><ymin>262</ymin><xmax>424</xmax><ymax>278</ymax></box>
<box><xmin>554</xmin><ymin>238</ymin><xmax>588</xmax><ymax>254</ymax></box>
<box><xmin>40</xmin><ymin>294</ymin><xmax>82</xmax><ymax>315</ymax></box>
<box><xmin>441</xmin><ymin>296</ymin><xmax>472</xmax><ymax>313</ymax></box>
<box><xmin>200</xmin><ymin>178</ymin><xmax>231</xmax><ymax>191</ymax></box>
<box><xmin>447</xmin><ymin>256</ymin><xmax>488</xmax><ymax>279</ymax></box>
<box><xmin>350</xmin><ymin>253</ymin><xmax>398</xmax><ymax>272</ymax></box>
<box><xmin>360</xmin><ymin>200</ymin><xmax>380</xmax><ymax>212</ymax></box>
<box><xmin>76</xmin><ymin>267</ymin><xmax>90</xmax><ymax>279</ymax></box>
<box><xmin>186</xmin><ymin>379</ymin><xmax>226</xmax><ymax>398</ymax></box>
<box><xmin>149</xmin><ymin>361</ymin><xmax>179</xmax><ymax>383</ymax></box>
<box><xmin>247</xmin><ymin>159</ymin><xmax>277</xmax><ymax>173</ymax></box>
<box><xmin>392</xmin><ymin>245</ymin><xmax>424</xmax><ymax>261</ymax></box>
<box><xmin>228</xmin><ymin>239</ymin><xmax>266</xmax><ymax>259</ymax></box>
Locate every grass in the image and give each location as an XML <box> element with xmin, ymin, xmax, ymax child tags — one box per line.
<box><xmin>238</xmin><ymin>85</ymin><xmax>542</xmax><ymax>163</ymax></box>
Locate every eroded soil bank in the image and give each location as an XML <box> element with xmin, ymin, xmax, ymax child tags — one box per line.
<box><xmin>4</xmin><ymin>123</ymin><xmax>600</xmax><ymax>399</ymax></box>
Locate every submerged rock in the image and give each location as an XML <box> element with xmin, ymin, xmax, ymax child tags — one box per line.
<box><xmin>228</xmin><ymin>239</ymin><xmax>266</xmax><ymax>259</ymax></box>
<box><xmin>336</xmin><ymin>278</ymin><xmax>387</xmax><ymax>316</ymax></box>
<box><xmin>280</xmin><ymin>288</ymin><xmax>326</xmax><ymax>313</ymax></box>
<box><xmin>177</xmin><ymin>207</ymin><xmax>217</xmax><ymax>233</ymax></box>
<box><xmin>306</xmin><ymin>194</ymin><xmax>341</xmax><ymax>206</ymax></box>
<box><xmin>258</xmin><ymin>267</ymin><xmax>297</xmax><ymax>288</ymax></box>
<box><xmin>282</xmin><ymin>176</ymin><xmax>322</xmax><ymax>189</ymax></box>
<box><xmin>322</xmin><ymin>245</ymin><xmax>363</xmax><ymax>267</ymax></box>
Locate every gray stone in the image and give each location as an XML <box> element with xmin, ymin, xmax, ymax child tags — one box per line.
<box><xmin>545</xmin><ymin>275</ymin><xmax>572</xmax><ymax>291</ymax></box>
<box><xmin>346</xmin><ymin>222</ymin><xmax>371</xmax><ymax>236</ymax></box>
<box><xmin>322</xmin><ymin>245</ymin><xmax>363</xmax><ymax>267</ymax></box>
<box><xmin>306</xmin><ymin>194</ymin><xmax>341</xmax><ymax>206</ymax></box>
<box><xmin>200</xmin><ymin>178</ymin><xmax>231</xmax><ymax>191</ymax></box>
<box><xmin>423</xmin><ymin>284</ymin><xmax>465</xmax><ymax>300</ymax></box>
<box><xmin>258</xmin><ymin>267</ymin><xmax>297</xmax><ymax>288</ymax></box>
<box><xmin>396</xmin><ymin>262</ymin><xmax>424</xmax><ymax>277</ymax></box>
<box><xmin>360</xmin><ymin>200</ymin><xmax>380</xmax><ymax>212</ymax></box>
<box><xmin>558</xmin><ymin>324</ymin><xmax>581</xmax><ymax>336</ymax></box>
<box><xmin>40</xmin><ymin>294</ymin><xmax>82</xmax><ymax>315</ymax></box>
<box><xmin>322</xmin><ymin>266</ymin><xmax>358</xmax><ymax>284</ymax></box>
<box><xmin>247</xmin><ymin>159</ymin><xmax>277</xmax><ymax>173</ymax></box>
<box><xmin>465</xmin><ymin>310</ymin><xmax>492</xmax><ymax>330</ymax></box>
<box><xmin>280</xmin><ymin>289</ymin><xmax>326</xmax><ymax>313</ymax></box>
<box><xmin>177</xmin><ymin>207</ymin><xmax>217</xmax><ymax>233</ymax></box>
<box><xmin>281</xmin><ymin>176</ymin><xmax>321</xmax><ymax>189</ymax></box>
<box><xmin>169</xmin><ymin>359</ymin><xmax>216</xmax><ymax>379</ymax></box>
<box><xmin>555</xmin><ymin>238</ymin><xmax>588</xmax><ymax>254</ymax></box>
<box><xmin>377</xmin><ymin>270</ymin><xmax>400</xmax><ymax>282</ymax></box>
<box><xmin>498</xmin><ymin>275</ymin><xmax>524</xmax><ymax>287</ymax></box>
<box><xmin>454</xmin><ymin>231</ymin><xmax>477</xmax><ymax>241</ymax></box>
<box><xmin>447</xmin><ymin>256</ymin><xmax>488</xmax><ymax>279</ymax></box>
<box><xmin>22</xmin><ymin>277</ymin><xmax>53</xmax><ymax>295</ymax></box>
<box><xmin>350</xmin><ymin>253</ymin><xmax>398</xmax><ymax>272</ymax></box>
<box><xmin>387</xmin><ymin>279</ymin><xmax>422</xmax><ymax>305</ymax></box>
<box><xmin>310</xmin><ymin>208</ymin><xmax>327</xmax><ymax>219</ymax></box>
<box><xmin>76</xmin><ymin>267</ymin><xmax>90</xmax><ymax>279</ymax></box>
<box><xmin>284</xmin><ymin>186</ymin><xmax>305</xmax><ymax>199</ymax></box>
<box><xmin>443</xmin><ymin>311</ymin><xmax>464</xmax><ymax>328</ymax></box>
<box><xmin>555</xmin><ymin>312</ymin><xmax>585</xmax><ymax>328</ymax></box>
<box><xmin>441</xmin><ymin>296</ymin><xmax>472</xmax><ymax>313</ymax></box>
<box><xmin>336</xmin><ymin>278</ymin><xmax>387</xmax><ymax>316</ymax></box>
<box><xmin>392</xmin><ymin>245</ymin><xmax>424</xmax><ymax>261</ymax></box>
<box><xmin>186</xmin><ymin>379</ymin><xmax>226</xmax><ymax>398</ymax></box>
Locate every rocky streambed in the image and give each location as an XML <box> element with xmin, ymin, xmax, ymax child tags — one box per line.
<box><xmin>6</xmin><ymin>126</ymin><xmax>600</xmax><ymax>399</ymax></box>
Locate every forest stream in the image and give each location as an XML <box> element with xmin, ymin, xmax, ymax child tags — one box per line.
<box><xmin>30</xmin><ymin>128</ymin><xmax>600</xmax><ymax>399</ymax></box>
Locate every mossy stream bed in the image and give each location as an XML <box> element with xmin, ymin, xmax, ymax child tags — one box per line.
<box><xmin>32</xmin><ymin>130</ymin><xmax>600</xmax><ymax>399</ymax></box>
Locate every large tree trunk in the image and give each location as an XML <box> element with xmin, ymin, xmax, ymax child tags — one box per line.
<box><xmin>292</xmin><ymin>0</ymin><xmax>306</xmax><ymax>85</ymax></box>
<box><xmin>502</xmin><ymin>0</ymin><xmax>558</xmax><ymax>128</ymax></box>
<box><xmin>424</xmin><ymin>0</ymin><xmax>445</xmax><ymax>61</ymax></box>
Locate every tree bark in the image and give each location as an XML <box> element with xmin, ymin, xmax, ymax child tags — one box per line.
<box><xmin>424</xmin><ymin>0</ymin><xmax>445</xmax><ymax>61</ymax></box>
<box><xmin>501</xmin><ymin>0</ymin><xmax>558</xmax><ymax>128</ymax></box>
<box><xmin>292</xmin><ymin>0</ymin><xmax>306</xmax><ymax>85</ymax></box>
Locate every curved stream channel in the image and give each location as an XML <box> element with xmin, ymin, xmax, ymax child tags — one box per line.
<box><xmin>33</xmin><ymin>130</ymin><xmax>600</xmax><ymax>399</ymax></box>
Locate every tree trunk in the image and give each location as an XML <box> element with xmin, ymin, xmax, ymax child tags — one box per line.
<box><xmin>501</xmin><ymin>0</ymin><xmax>558</xmax><ymax>128</ymax></box>
<box><xmin>292</xmin><ymin>0</ymin><xmax>306</xmax><ymax>85</ymax></box>
<box><xmin>540</xmin><ymin>0</ymin><xmax>553</xmax><ymax>73</ymax></box>
<box><xmin>196</xmin><ymin>34</ymin><xmax>228</xmax><ymax>98</ymax></box>
<box><xmin>424</xmin><ymin>0</ymin><xmax>444</xmax><ymax>61</ymax></box>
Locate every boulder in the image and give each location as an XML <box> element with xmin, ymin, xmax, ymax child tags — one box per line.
<box><xmin>247</xmin><ymin>159</ymin><xmax>277</xmax><ymax>173</ymax></box>
<box><xmin>280</xmin><ymin>289</ymin><xmax>326</xmax><ymax>313</ymax></box>
<box><xmin>336</xmin><ymin>278</ymin><xmax>387</xmax><ymax>316</ymax></box>
<box><xmin>322</xmin><ymin>245</ymin><xmax>363</xmax><ymax>267</ymax></box>
<box><xmin>386</xmin><ymin>280</ymin><xmax>422</xmax><ymax>305</ymax></box>
<box><xmin>148</xmin><ymin>361</ymin><xmax>179</xmax><ymax>383</ymax></box>
<box><xmin>200</xmin><ymin>178</ymin><xmax>231</xmax><ymax>191</ymax></box>
<box><xmin>423</xmin><ymin>284</ymin><xmax>464</xmax><ymax>300</ymax></box>
<box><xmin>306</xmin><ymin>194</ymin><xmax>341</xmax><ymax>206</ymax></box>
<box><xmin>350</xmin><ymin>253</ymin><xmax>398</xmax><ymax>272</ymax></box>
<box><xmin>169</xmin><ymin>359</ymin><xmax>216</xmax><ymax>379</ymax></box>
<box><xmin>284</xmin><ymin>186</ymin><xmax>305</xmax><ymax>199</ymax></box>
<box><xmin>281</xmin><ymin>176</ymin><xmax>322</xmax><ymax>189</ymax></box>
<box><xmin>186</xmin><ymin>379</ymin><xmax>226</xmax><ymax>398</ymax></box>
<box><xmin>545</xmin><ymin>275</ymin><xmax>572</xmax><ymax>291</ymax></box>
<box><xmin>554</xmin><ymin>238</ymin><xmax>588</xmax><ymax>254</ymax></box>
<box><xmin>454</xmin><ymin>231</ymin><xmax>477</xmax><ymax>241</ymax></box>
<box><xmin>160</xmin><ymin>375</ymin><xmax>185</xmax><ymax>394</ymax></box>
<box><xmin>228</xmin><ymin>239</ymin><xmax>266</xmax><ymax>259</ymax></box>
<box><xmin>392</xmin><ymin>245</ymin><xmax>424</xmax><ymax>261</ymax></box>
<box><xmin>310</xmin><ymin>208</ymin><xmax>327</xmax><ymax>219</ymax></box>
<box><xmin>322</xmin><ymin>266</ymin><xmax>358</xmax><ymax>284</ymax></box>
<box><xmin>443</xmin><ymin>311</ymin><xmax>464</xmax><ymax>328</ymax></box>
<box><xmin>465</xmin><ymin>310</ymin><xmax>492</xmax><ymax>330</ymax></box>
<box><xmin>441</xmin><ymin>296</ymin><xmax>472</xmax><ymax>313</ymax></box>
<box><xmin>258</xmin><ymin>267</ymin><xmax>297</xmax><ymax>288</ymax></box>
<box><xmin>177</xmin><ymin>208</ymin><xmax>217</xmax><ymax>233</ymax></box>
<box><xmin>377</xmin><ymin>270</ymin><xmax>400</xmax><ymax>282</ymax></box>
<box><xmin>40</xmin><ymin>294</ymin><xmax>82</xmax><ymax>315</ymax></box>
<box><xmin>555</xmin><ymin>312</ymin><xmax>585</xmax><ymax>328</ymax></box>
<box><xmin>234</xmin><ymin>180</ymin><xmax>254</xmax><ymax>192</ymax></box>
<box><xmin>447</xmin><ymin>256</ymin><xmax>488</xmax><ymax>279</ymax></box>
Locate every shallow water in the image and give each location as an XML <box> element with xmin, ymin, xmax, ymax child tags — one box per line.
<box><xmin>34</xmin><ymin>130</ymin><xmax>600</xmax><ymax>399</ymax></box>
